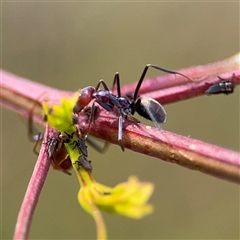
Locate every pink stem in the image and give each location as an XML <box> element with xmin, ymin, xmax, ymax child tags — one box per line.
<box><xmin>143</xmin><ymin>71</ymin><xmax>240</xmax><ymax>105</ymax></box>
<box><xmin>78</xmin><ymin>109</ymin><xmax>240</xmax><ymax>184</ymax></box>
<box><xmin>13</xmin><ymin>126</ymin><xmax>52</xmax><ymax>240</ymax></box>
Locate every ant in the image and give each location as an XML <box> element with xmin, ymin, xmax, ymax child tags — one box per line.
<box><xmin>73</xmin><ymin>64</ymin><xmax>192</xmax><ymax>150</ymax></box>
<box><xmin>205</xmin><ymin>75</ymin><xmax>235</xmax><ymax>95</ymax></box>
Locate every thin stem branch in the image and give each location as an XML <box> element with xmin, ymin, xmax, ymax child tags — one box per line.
<box><xmin>13</xmin><ymin>126</ymin><xmax>52</xmax><ymax>240</ymax></box>
<box><xmin>143</xmin><ymin>71</ymin><xmax>240</xmax><ymax>105</ymax></box>
<box><xmin>119</xmin><ymin>52</ymin><xmax>240</xmax><ymax>97</ymax></box>
<box><xmin>78</xmin><ymin>109</ymin><xmax>240</xmax><ymax>184</ymax></box>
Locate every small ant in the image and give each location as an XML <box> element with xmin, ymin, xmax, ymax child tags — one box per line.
<box><xmin>73</xmin><ymin>64</ymin><xmax>192</xmax><ymax>150</ymax></box>
<box><xmin>205</xmin><ymin>75</ymin><xmax>235</xmax><ymax>95</ymax></box>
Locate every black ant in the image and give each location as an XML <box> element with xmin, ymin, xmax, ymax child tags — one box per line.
<box><xmin>205</xmin><ymin>75</ymin><xmax>235</xmax><ymax>95</ymax></box>
<box><xmin>73</xmin><ymin>64</ymin><xmax>192</xmax><ymax>150</ymax></box>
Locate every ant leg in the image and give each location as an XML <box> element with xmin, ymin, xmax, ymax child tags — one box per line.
<box><xmin>88</xmin><ymin>100</ymin><xmax>95</xmax><ymax>124</ymax></box>
<box><xmin>150</xmin><ymin>64</ymin><xmax>193</xmax><ymax>81</ymax></box>
<box><xmin>133</xmin><ymin>64</ymin><xmax>192</xmax><ymax>102</ymax></box>
<box><xmin>86</xmin><ymin>137</ymin><xmax>110</xmax><ymax>154</ymax></box>
<box><xmin>28</xmin><ymin>97</ymin><xmax>44</xmax><ymax>154</ymax></box>
<box><xmin>28</xmin><ymin>92</ymin><xmax>45</xmax><ymax>142</ymax></box>
<box><xmin>28</xmin><ymin>105</ymin><xmax>43</xmax><ymax>143</ymax></box>
<box><xmin>118</xmin><ymin>114</ymin><xmax>124</xmax><ymax>151</ymax></box>
<box><xmin>111</xmin><ymin>72</ymin><xmax>121</xmax><ymax>97</ymax></box>
<box><xmin>32</xmin><ymin>133</ymin><xmax>43</xmax><ymax>155</ymax></box>
<box><xmin>89</xmin><ymin>102</ymin><xmax>97</xmax><ymax>125</ymax></box>
<box><xmin>95</xmin><ymin>79</ymin><xmax>111</xmax><ymax>91</ymax></box>
<box><xmin>130</xmin><ymin>97</ymin><xmax>141</xmax><ymax>115</ymax></box>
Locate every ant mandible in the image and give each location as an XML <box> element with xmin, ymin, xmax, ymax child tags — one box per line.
<box><xmin>73</xmin><ymin>64</ymin><xmax>192</xmax><ymax>151</ymax></box>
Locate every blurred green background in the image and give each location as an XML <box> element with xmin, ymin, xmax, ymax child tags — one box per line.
<box><xmin>1</xmin><ymin>2</ymin><xmax>239</xmax><ymax>240</ymax></box>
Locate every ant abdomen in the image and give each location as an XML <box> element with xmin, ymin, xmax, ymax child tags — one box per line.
<box><xmin>136</xmin><ymin>97</ymin><xmax>167</xmax><ymax>124</ymax></box>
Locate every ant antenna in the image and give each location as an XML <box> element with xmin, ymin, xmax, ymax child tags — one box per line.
<box><xmin>133</xmin><ymin>64</ymin><xmax>192</xmax><ymax>101</ymax></box>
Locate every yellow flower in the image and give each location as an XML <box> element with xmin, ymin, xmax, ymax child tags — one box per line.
<box><xmin>76</xmin><ymin>167</ymin><xmax>154</xmax><ymax>240</ymax></box>
<box><xmin>78</xmin><ymin>175</ymin><xmax>154</xmax><ymax>218</ymax></box>
<box><xmin>42</xmin><ymin>94</ymin><xmax>77</xmax><ymax>134</ymax></box>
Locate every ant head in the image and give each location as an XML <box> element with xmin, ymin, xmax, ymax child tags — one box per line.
<box><xmin>73</xmin><ymin>86</ymin><xmax>95</xmax><ymax>114</ymax></box>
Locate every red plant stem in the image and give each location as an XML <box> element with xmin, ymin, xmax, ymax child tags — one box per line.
<box><xmin>78</xmin><ymin>109</ymin><xmax>240</xmax><ymax>184</ymax></box>
<box><xmin>1</xmin><ymin>53</ymin><xmax>240</xmax><ymax>184</ymax></box>
<box><xmin>145</xmin><ymin>71</ymin><xmax>240</xmax><ymax>105</ymax></box>
<box><xmin>13</xmin><ymin>126</ymin><xmax>52</xmax><ymax>240</ymax></box>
